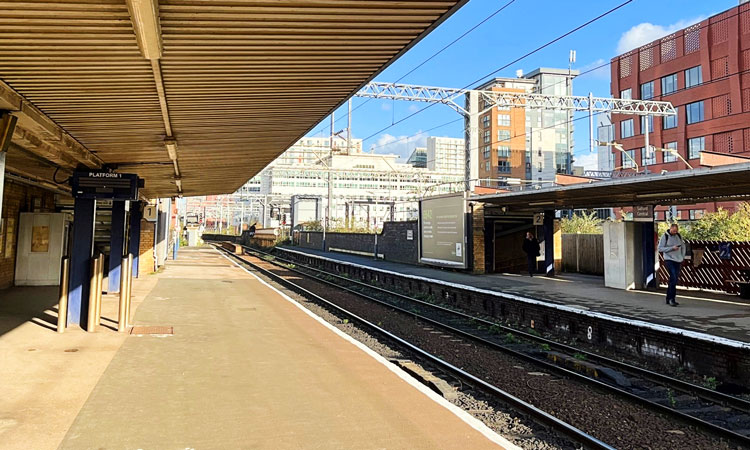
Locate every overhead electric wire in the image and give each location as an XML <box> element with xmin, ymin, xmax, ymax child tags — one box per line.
<box><xmin>307</xmin><ymin>0</ymin><xmax>519</xmax><ymax>138</ymax></box>
<box><xmin>361</xmin><ymin>0</ymin><xmax>633</xmax><ymax>144</ymax></box>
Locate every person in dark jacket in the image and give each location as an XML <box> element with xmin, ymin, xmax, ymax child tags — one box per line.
<box><xmin>522</xmin><ymin>232</ymin><xmax>540</xmax><ymax>277</ymax></box>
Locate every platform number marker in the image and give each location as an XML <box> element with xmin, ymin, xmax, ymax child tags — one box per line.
<box><xmin>587</xmin><ymin>326</ymin><xmax>593</xmax><ymax>341</ymax></box>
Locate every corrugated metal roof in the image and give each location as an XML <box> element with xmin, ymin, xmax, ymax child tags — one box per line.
<box><xmin>0</xmin><ymin>0</ymin><xmax>467</xmax><ymax>197</ymax></box>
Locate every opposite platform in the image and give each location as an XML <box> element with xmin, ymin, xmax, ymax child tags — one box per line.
<box><xmin>281</xmin><ymin>246</ymin><xmax>750</xmax><ymax>344</ymax></box>
<box><xmin>58</xmin><ymin>247</ymin><xmax>511</xmax><ymax>450</ymax></box>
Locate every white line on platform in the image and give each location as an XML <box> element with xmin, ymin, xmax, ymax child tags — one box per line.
<box><xmin>280</xmin><ymin>247</ymin><xmax>750</xmax><ymax>350</ymax></box>
<box><xmin>216</xmin><ymin>248</ymin><xmax>519</xmax><ymax>450</ymax></box>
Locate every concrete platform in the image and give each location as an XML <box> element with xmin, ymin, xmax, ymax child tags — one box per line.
<box><xmin>282</xmin><ymin>246</ymin><xmax>750</xmax><ymax>344</ymax></box>
<box><xmin>52</xmin><ymin>247</ymin><xmax>511</xmax><ymax>449</ymax></box>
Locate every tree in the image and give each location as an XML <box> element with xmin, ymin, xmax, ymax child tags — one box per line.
<box><xmin>658</xmin><ymin>203</ymin><xmax>750</xmax><ymax>241</ymax></box>
<box><xmin>560</xmin><ymin>211</ymin><xmax>603</xmax><ymax>234</ymax></box>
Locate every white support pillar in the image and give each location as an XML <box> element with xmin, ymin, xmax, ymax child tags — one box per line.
<box><xmin>465</xmin><ymin>90</ymin><xmax>479</xmax><ymax>192</ymax></box>
<box><xmin>644</xmin><ymin>114</ymin><xmax>650</xmax><ymax>172</ymax></box>
<box><xmin>588</xmin><ymin>92</ymin><xmax>595</xmax><ymax>154</ymax></box>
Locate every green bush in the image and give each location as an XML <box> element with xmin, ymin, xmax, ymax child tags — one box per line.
<box><xmin>560</xmin><ymin>211</ymin><xmax>603</xmax><ymax>234</ymax></box>
<box><xmin>658</xmin><ymin>202</ymin><xmax>750</xmax><ymax>241</ymax></box>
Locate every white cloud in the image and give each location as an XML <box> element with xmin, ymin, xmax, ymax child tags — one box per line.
<box><xmin>572</xmin><ymin>151</ymin><xmax>599</xmax><ymax>171</ymax></box>
<box><xmin>616</xmin><ymin>16</ymin><xmax>706</xmax><ymax>54</ymax></box>
<box><xmin>408</xmin><ymin>104</ymin><xmax>420</xmax><ymax>113</ymax></box>
<box><xmin>380</xmin><ymin>103</ymin><xmax>392</xmax><ymax>111</ymax></box>
<box><xmin>576</xmin><ymin>58</ymin><xmax>608</xmax><ymax>79</ymax></box>
<box><xmin>369</xmin><ymin>131</ymin><xmax>428</xmax><ymax>160</ymax></box>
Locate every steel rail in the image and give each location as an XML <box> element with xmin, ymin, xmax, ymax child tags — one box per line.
<box><xmin>234</xmin><ymin>243</ymin><xmax>750</xmax><ymax>447</ymax></box>
<box><xmin>214</xmin><ymin>244</ymin><xmax>614</xmax><ymax>450</ymax></box>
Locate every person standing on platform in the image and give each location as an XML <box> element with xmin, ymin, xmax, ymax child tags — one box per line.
<box><xmin>522</xmin><ymin>232</ymin><xmax>540</xmax><ymax>277</ymax></box>
<box><xmin>658</xmin><ymin>223</ymin><xmax>686</xmax><ymax>306</ymax></box>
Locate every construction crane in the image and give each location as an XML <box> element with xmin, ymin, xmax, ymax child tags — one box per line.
<box><xmin>356</xmin><ymin>81</ymin><xmax>677</xmax><ymax>190</ymax></box>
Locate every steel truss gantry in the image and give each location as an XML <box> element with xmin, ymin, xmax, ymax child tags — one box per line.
<box><xmin>356</xmin><ymin>81</ymin><xmax>677</xmax><ymax>191</ymax></box>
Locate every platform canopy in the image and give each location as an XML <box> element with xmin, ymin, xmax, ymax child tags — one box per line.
<box><xmin>472</xmin><ymin>163</ymin><xmax>750</xmax><ymax>211</ymax></box>
<box><xmin>0</xmin><ymin>0</ymin><xmax>467</xmax><ymax>198</ymax></box>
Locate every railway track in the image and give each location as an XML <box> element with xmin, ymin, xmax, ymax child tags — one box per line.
<box><xmin>215</xmin><ymin>242</ymin><xmax>750</xmax><ymax>448</ymax></box>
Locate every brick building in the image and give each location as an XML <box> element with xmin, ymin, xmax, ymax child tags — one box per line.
<box><xmin>610</xmin><ymin>4</ymin><xmax>750</xmax><ymax>219</ymax></box>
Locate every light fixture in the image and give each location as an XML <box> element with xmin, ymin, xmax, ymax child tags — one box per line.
<box><xmin>126</xmin><ymin>0</ymin><xmax>163</xmax><ymax>60</ymax></box>
<box><xmin>164</xmin><ymin>139</ymin><xmax>178</xmax><ymax>160</ymax></box>
<box><xmin>529</xmin><ymin>201</ymin><xmax>555</xmax><ymax>206</ymax></box>
<box><xmin>635</xmin><ymin>191</ymin><xmax>682</xmax><ymax>199</ymax></box>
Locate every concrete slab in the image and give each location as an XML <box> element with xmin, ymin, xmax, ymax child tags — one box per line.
<box><xmin>0</xmin><ymin>273</ymin><xmax>158</xmax><ymax>450</ymax></box>
<box><xmin>283</xmin><ymin>247</ymin><xmax>750</xmax><ymax>343</ymax></box>
<box><xmin>58</xmin><ymin>248</ymin><xmax>510</xmax><ymax>450</ymax></box>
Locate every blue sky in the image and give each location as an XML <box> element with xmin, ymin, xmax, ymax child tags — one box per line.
<box><xmin>305</xmin><ymin>0</ymin><xmax>736</xmax><ymax>169</ymax></box>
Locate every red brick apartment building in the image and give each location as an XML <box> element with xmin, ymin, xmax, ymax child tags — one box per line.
<box><xmin>610</xmin><ymin>3</ymin><xmax>750</xmax><ymax>219</ymax></box>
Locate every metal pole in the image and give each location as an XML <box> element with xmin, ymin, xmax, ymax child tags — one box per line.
<box><xmin>95</xmin><ymin>253</ymin><xmax>104</xmax><ymax>327</ymax></box>
<box><xmin>644</xmin><ymin>114</ymin><xmax>650</xmax><ymax>172</ymax></box>
<box><xmin>117</xmin><ymin>256</ymin><xmax>128</xmax><ymax>332</ymax></box>
<box><xmin>347</xmin><ymin>98</ymin><xmax>352</xmax><ymax>153</ymax></box>
<box><xmin>57</xmin><ymin>257</ymin><xmax>70</xmax><ymax>333</ymax></box>
<box><xmin>124</xmin><ymin>253</ymin><xmax>133</xmax><ymax>328</ymax></box>
<box><xmin>373</xmin><ymin>198</ymin><xmax>378</xmax><ymax>259</ymax></box>
<box><xmin>86</xmin><ymin>257</ymin><xmax>98</xmax><ymax>332</ymax></box>
<box><xmin>588</xmin><ymin>92</ymin><xmax>595</xmax><ymax>153</ymax></box>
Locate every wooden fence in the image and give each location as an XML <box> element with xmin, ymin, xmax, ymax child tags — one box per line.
<box><xmin>561</xmin><ymin>233</ymin><xmax>604</xmax><ymax>275</ymax></box>
<box><xmin>658</xmin><ymin>240</ymin><xmax>750</xmax><ymax>294</ymax></box>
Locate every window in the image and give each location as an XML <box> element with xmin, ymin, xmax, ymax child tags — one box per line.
<box><xmin>497</xmin><ymin>145</ymin><xmax>510</xmax><ymax>158</ymax></box>
<box><xmin>622</xmin><ymin>149</ymin><xmax>636</xmax><ymax>168</ymax></box>
<box><xmin>640</xmin><ymin>115</ymin><xmax>653</xmax><ymax>134</ymax></box>
<box><xmin>483</xmin><ymin>130</ymin><xmax>491</xmax><ymax>144</ymax></box>
<box><xmin>663</xmin><ymin>142</ymin><xmax>678</xmax><ymax>163</ymax></box>
<box><xmin>685</xmin><ymin>66</ymin><xmax>702</xmax><ymax>88</ymax></box>
<box><xmin>482</xmin><ymin>115</ymin><xmax>490</xmax><ymax>128</ymax></box>
<box><xmin>642</xmin><ymin>146</ymin><xmax>656</xmax><ymax>166</ymax></box>
<box><xmin>498</xmin><ymin>130</ymin><xmax>511</xmax><ymax>142</ymax></box>
<box><xmin>663</xmin><ymin>113</ymin><xmax>677</xmax><ymax>130</ymax></box>
<box><xmin>485</xmin><ymin>161</ymin><xmax>490</xmax><ymax>172</ymax></box>
<box><xmin>538</xmin><ymin>162</ymin><xmax>543</xmax><ymax>173</ymax></box>
<box><xmin>686</xmin><ymin>101</ymin><xmax>704</xmax><ymax>124</ymax></box>
<box><xmin>498</xmin><ymin>160</ymin><xmax>510</xmax><ymax>173</ymax></box>
<box><xmin>620</xmin><ymin>88</ymin><xmax>632</xmax><ymax>99</ymax></box>
<box><xmin>640</xmin><ymin>81</ymin><xmax>654</xmax><ymax>100</ymax></box>
<box><xmin>620</xmin><ymin>119</ymin><xmax>634</xmax><ymax>138</ymax></box>
<box><xmin>483</xmin><ymin>145</ymin><xmax>491</xmax><ymax>159</ymax></box>
<box><xmin>497</xmin><ymin>105</ymin><xmax>510</xmax><ymax>111</ymax></box>
<box><xmin>689</xmin><ymin>209</ymin><xmax>705</xmax><ymax>220</ymax></box>
<box><xmin>688</xmin><ymin>136</ymin><xmax>705</xmax><ymax>159</ymax></box>
<box><xmin>497</xmin><ymin>114</ymin><xmax>510</xmax><ymax>126</ymax></box>
<box><xmin>661</xmin><ymin>73</ymin><xmax>677</xmax><ymax>95</ymax></box>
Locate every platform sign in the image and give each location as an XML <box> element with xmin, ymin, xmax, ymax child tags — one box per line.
<box><xmin>633</xmin><ymin>205</ymin><xmax>654</xmax><ymax>222</ymax></box>
<box><xmin>419</xmin><ymin>193</ymin><xmax>467</xmax><ymax>269</ymax></box>
<box><xmin>71</xmin><ymin>171</ymin><xmax>141</xmax><ymax>200</ymax></box>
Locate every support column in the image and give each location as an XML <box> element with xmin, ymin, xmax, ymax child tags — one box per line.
<box><xmin>543</xmin><ymin>209</ymin><xmax>555</xmax><ymax>277</ymax></box>
<box><xmin>0</xmin><ymin>150</ymin><xmax>5</xmax><ymax>221</ymax></box>
<box><xmin>108</xmin><ymin>201</ymin><xmax>126</xmax><ymax>293</ymax></box>
<box><xmin>642</xmin><ymin>221</ymin><xmax>657</xmax><ymax>288</ymax></box>
<box><xmin>464</xmin><ymin>90</ymin><xmax>479</xmax><ymax>192</ymax></box>
<box><xmin>128</xmin><ymin>201</ymin><xmax>142</xmax><ymax>278</ymax></box>
<box><xmin>68</xmin><ymin>198</ymin><xmax>96</xmax><ymax>327</ymax></box>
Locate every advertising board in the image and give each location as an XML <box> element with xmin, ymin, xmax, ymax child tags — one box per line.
<box><xmin>419</xmin><ymin>193</ymin><xmax>467</xmax><ymax>268</ymax></box>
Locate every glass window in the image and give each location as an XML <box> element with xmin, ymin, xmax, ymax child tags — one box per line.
<box><xmin>663</xmin><ymin>113</ymin><xmax>677</xmax><ymax>130</ymax></box>
<box><xmin>688</xmin><ymin>136</ymin><xmax>705</xmax><ymax>159</ymax></box>
<box><xmin>483</xmin><ymin>129</ymin><xmax>491</xmax><ymax>144</ymax></box>
<box><xmin>685</xmin><ymin>66</ymin><xmax>703</xmax><ymax>88</ymax></box>
<box><xmin>642</xmin><ymin>146</ymin><xmax>656</xmax><ymax>165</ymax></box>
<box><xmin>620</xmin><ymin>88</ymin><xmax>632</xmax><ymax>99</ymax></box>
<box><xmin>620</xmin><ymin>119</ymin><xmax>634</xmax><ymax>138</ymax></box>
<box><xmin>498</xmin><ymin>130</ymin><xmax>511</xmax><ymax>141</ymax></box>
<box><xmin>640</xmin><ymin>81</ymin><xmax>654</xmax><ymax>100</ymax></box>
<box><xmin>622</xmin><ymin>149</ymin><xmax>636</xmax><ymax>168</ymax></box>
<box><xmin>640</xmin><ymin>115</ymin><xmax>653</xmax><ymax>134</ymax></box>
<box><xmin>497</xmin><ymin>145</ymin><xmax>510</xmax><ymax>158</ymax></box>
<box><xmin>483</xmin><ymin>145</ymin><xmax>491</xmax><ymax>159</ymax></box>
<box><xmin>498</xmin><ymin>161</ymin><xmax>510</xmax><ymax>173</ymax></box>
<box><xmin>661</xmin><ymin>73</ymin><xmax>677</xmax><ymax>95</ymax></box>
<box><xmin>497</xmin><ymin>114</ymin><xmax>510</xmax><ymax>126</ymax></box>
<box><xmin>686</xmin><ymin>101</ymin><xmax>704</xmax><ymax>124</ymax></box>
<box><xmin>663</xmin><ymin>141</ymin><xmax>678</xmax><ymax>162</ymax></box>
<box><xmin>482</xmin><ymin>115</ymin><xmax>490</xmax><ymax>128</ymax></box>
<box><xmin>485</xmin><ymin>161</ymin><xmax>490</xmax><ymax>172</ymax></box>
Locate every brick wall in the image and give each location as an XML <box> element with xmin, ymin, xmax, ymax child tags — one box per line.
<box><xmin>471</xmin><ymin>204</ymin><xmax>485</xmax><ymax>274</ymax></box>
<box><xmin>138</xmin><ymin>220</ymin><xmax>154</xmax><ymax>277</ymax></box>
<box><xmin>0</xmin><ymin>180</ymin><xmax>56</xmax><ymax>289</ymax></box>
<box><xmin>298</xmin><ymin>221</ymin><xmax>419</xmax><ymax>264</ymax></box>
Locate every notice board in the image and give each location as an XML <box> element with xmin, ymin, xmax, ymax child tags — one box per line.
<box><xmin>419</xmin><ymin>193</ymin><xmax>467</xmax><ymax>269</ymax></box>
